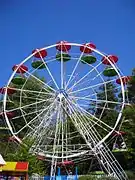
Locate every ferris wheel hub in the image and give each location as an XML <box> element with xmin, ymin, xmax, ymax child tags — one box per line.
<box><xmin>56</xmin><ymin>89</ymin><xmax>68</xmax><ymax>101</ymax></box>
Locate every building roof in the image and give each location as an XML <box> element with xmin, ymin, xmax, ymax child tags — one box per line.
<box><xmin>0</xmin><ymin>162</ymin><xmax>28</xmax><ymax>172</ymax></box>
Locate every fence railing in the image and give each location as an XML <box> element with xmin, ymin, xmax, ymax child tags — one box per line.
<box><xmin>29</xmin><ymin>175</ymin><xmax>78</xmax><ymax>180</ymax></box>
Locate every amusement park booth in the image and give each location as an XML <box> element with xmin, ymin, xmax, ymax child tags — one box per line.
<box><xmin>0</xmin><ymin>162</ymin><xmax>29</xmax><ymax>179</ymax></box>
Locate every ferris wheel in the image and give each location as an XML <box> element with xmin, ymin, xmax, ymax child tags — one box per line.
<box><xmin>0</xmin><ymin>41</ymin><xmax>130</xmax><ymax>179</ymax></box>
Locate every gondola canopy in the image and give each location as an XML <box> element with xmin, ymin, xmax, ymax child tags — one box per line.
<box><xmin>102</xmin><ymin>55</ymin><xmax>118</xmax><ymax>65</ymax></box>
<box><xmin>32</xmin><ymin>49</ymin><xmax>47</xmax><ymax>58</ymax></box>
<box><xmin>80</xmin><ymin>43</ymin><xmax>96</xmax><ymax>53</ymax></box>
<box><xmin>12</xmin><ymin>65</ymin><xmax>28</xmax><ymax>74</ymax></box>
<box><xmin>56</xmin><ymin>41</ymin><xmax>71</xmax><ymax>52</ymax></box>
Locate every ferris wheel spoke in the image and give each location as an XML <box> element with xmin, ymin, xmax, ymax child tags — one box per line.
<box><xmin>11</xmin><ymin>108</ymin><xmax>44</xmax><ymax>121</ymax></box>
<box><xmin>29</xmin><ymin>98</ymin><xmax>58</xmax><ymax>137</ymax></box>
<box><xmin>50</xmin><ymin>103</ymin><xmax>61</xmax><ymax>176</ymax></box>
<box><xmin>67</xmin><ymin>96</ymin><xmax>114</xmax><ymax>132</ymax></box>
<box><xmin>89</xmin><ymin>77</ymin><xmax>118</xmax><ymax>90</ymax></box>
<box><xmin>67</xmin><ymin>99</ymin><xmax>103</xmax><ymax>134</ymax></box>
<box><xmin>69</xmin><ymin>102</ymin><xmax>110</xmax><ymax>142</ymax></box>
<box><xmin>75</xmin><ymin>83</ymin><xmax>121</xmax><ymax>100</ymax></box>
<box><xmin>77</xmin><ymin>107</ymin><xmax>113</xmax><ymax>133</ymax></box>
<box><xmin>7</xmin><ymin>86</ymin><xmax>55</xmax><ymax>96</ymax></box>
<box><xmin>45</xmin><ymin>57</ymin><xmax>57</xmax><ymax>64</ymax></box>
<box><xmin>38</xmin><ymin>53</ymin><xmax>59</xmax><ymax>90</ymax></box>
<box><xmin>59</xmin><ymin>99</ymin><xmax>65</xmax><ymax>160</ymax></box>
<box><xmin>35</xmin><ymin>101</ymin><xmax>58</xmax><ymax>132</ymax></box>
<box><xmin>20</xmin><ymin>109</ymin><xmax>35</xmax><ymax>130</ymax></box>
<box><xmin>31</xmin><ymin>100</ymin><xmax>58</xmax><ymax>131</ymax></box>
<box><xmin>28</xmin><ymin>100</ymin><xmax>58</xmax><ymax>137</ymax></box>
<box><xmin>10</xmin><ymin>94</ymin><xmax>45</xmax><ymax>102</ymax></box>
<box><xmin>56</xmin><ymin>101</ymin><xmax>88</xmax><ymax>156</ymax></box>
<box><xmin>67</xmin><ymin>60</ymin><xmax>103</xmax><ymax>93</ymax></box>
<box><xmin>65</xmin><ymin>98</ymin><xmax>91</xmax><ymax>133</ymax></box>
<box><xmin>66</xmin><ymin>99</ymin><xmax>113</xmax><ymax>148</ymax></box>
<box><xmin>60</xmin><ymin>48</ymin><xmax>64</xmax><ymax>89</ymax></box>
<box><xmin>69</xmin><ymin>77</ymin><xmax>118</xmax><ymax>95</ymax></box>
<box><xmin>28</xmin><ymin>125</ymin><xmax>54</xmax><ymax>148</ymax></box>
<box><xmin>84</xmin><ymin>68</ymin><xmax>105</xmax><ymax>88</ymax></box>
<box><xmin>84</xmin><ymin>57</ymin><xmax>107</xmax><ymax>84</ymax></box>
<box><xmin>72</xmin><ymin>100</ymin><xmax>107</xmax><ymax>127</ymax></box>
<box><xmin>65</xmin><ymin>51</ymin><xmax>84</xmax><ymax>89</ymax></box>
<box><xmin>79</xmin><ymin>103</ymin><xmax>116</xmax><ymax>112</ymax></box>
<box><xmin>72</xmin><ymin>96</ymin><xmax>123</xmax><ymax>106</ymax></box>
<box><xmin>64</xmin><ymin>99</ymin><xmax>95</xmax><ymax>144</ymax></box>
<box><xmin>15</xmin><ymin>108</ymin><xmax>48</xmax><ymax>135</ymax></box>
<box><xmin>25</xmin><ymin>70</ymin><xmax>56</xmax><ymax>93</ymax></box>
<box><xmin>6</xmin><ymin>97</ymin><xmax>54</xmax><ymax>113</ymax></box>
<box><xmin>70</xmin><ymin>75</ymin><xmax>96</xmax><ymax>92</ymax></box>
<box><xmin>98</xmin><ymin>102</ymin><xmax>108</xmax><ymax>121</ymax></box>
<box><xmin>73</xmin><ymin>61</ymin><xmax>105</xmax><ymax>91</ymax></box>
<box><xmin>77</xmin><ymin>91</ymin><xmax>97</xmax><ymax>99</ymax></box>
<box><xmin>15</xmin><ymin>97</ymin><xmax>57</xmax><ymax>135</ymax></box>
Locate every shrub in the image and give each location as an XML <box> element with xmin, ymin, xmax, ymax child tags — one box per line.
<box><xmin>126</xmin><ymin>171</ymin><xmax>135</xmax><ymax>180</ymax></box>
<box><xmin>79</xmin><ymin>175</ymin><xmax>117</xmax><ymax>180</ymax></box>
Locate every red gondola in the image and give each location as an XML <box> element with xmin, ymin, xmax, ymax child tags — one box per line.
<box><xmin>12</xmin><ymin>65</ymin><xmax>28</xmax><ymax>73</ymax></box>
<box><xmin>37</xmin><ymin>152</ymin><xmax>45</xmax><ymax>161</ymax></box>
<box><xmin>116</xmin><ymin>76</ymin><xmax>131</xmax><ymax>85</ymax></box>
<box><xmin>80</xmin><ymin>43</ymin><xmax>96</xmax><ymax>53</ymax></box>
<box><xmin>56</xmin><ymin>41</ymin><xmax>71</xmax><ymax>52</ymax></box>
<box><xmin>57</xmin><ymin>160</ymin><xmax>74</xmax><ymax>166</ymax></box>
<box><xmin>8</xmin><ymin>136</ymin><xmax>21</xmax><ymax>142</ymax></box>
<box><xmin>8</xmin><ymin>136</ymin><xmax>16</xmax><ymax>142</ymax></box>
<box><xmin>0</xmin><ymin>112</ymin><xmax>15</xmax><ymax>119</ymax></box>
<box><xmin>32</xmin><ymin>49</ymin><xmax>47</xmax><ymax>58</ymax></box>
<box><xmin>102</xmin><ymin>55</ymin><xmax>118</xmax><ymax>65</ymax></box>
<box><xmin>0</xmin><ymin>87</ymin><xmax>16</xmax><ymax>95</ymax></box>
<box><xmin>112</xmin><ymin>131</ymin><xmax>126</xmax><ymax>136</ymax></box>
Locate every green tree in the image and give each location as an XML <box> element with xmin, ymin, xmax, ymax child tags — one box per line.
<box><xmin>5</xmin><ymin>138</ymin><xmax>47</xmax><ymax>176</ymax></box>
<box><xmin>89</xmin><ymin>81</ymin><xmax>119</xmax><ymax>140</ymax></box>
<box><xmin>0</xmin><ymin>73</ymin><xmax>52</xmax><ymax>172</ymax></box>
<box><xmin>8</xmin><ymin>74</ymin><xmax>51</xmax><ymax>137</ymax></box>
<box><xmin>120</xmin><ymin>68</ymin><xmax>135</xmax><ymax>148</ymax></box>
<box><xmin>117</xmin><ymin>68</ymin><xmax>135</xmax><ymax>171</ymax></box>
<box><xmin>127</xmin><ymin>68</ymin><xmax>135</xmax><ymax>104</ymax></box>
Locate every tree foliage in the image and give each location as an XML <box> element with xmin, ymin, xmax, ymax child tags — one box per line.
<box><xmin>5</xmin><ymin>138</ymin><xmax>47</xmax><ymax>176</ymax></box>
<box><xmin>0</xmin><ymin>73</ymin><xmax>50</xmax><ymax>175</ymax></box>
<box><xmin>121</xmin><ymin>69</ymin><xmax>135</xmax><ymax>148</ymax></box>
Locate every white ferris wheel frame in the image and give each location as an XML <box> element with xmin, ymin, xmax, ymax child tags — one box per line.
<box><xmin>3</xmin><ymin>42</ymin><xmax>126</xmax><ymax>157</ymax></box>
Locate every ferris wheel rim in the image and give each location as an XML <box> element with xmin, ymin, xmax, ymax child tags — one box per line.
<box><xmin>3</xmin><ymin>42</ymin><xmax>126</xmax><ymax>159</ymax></box>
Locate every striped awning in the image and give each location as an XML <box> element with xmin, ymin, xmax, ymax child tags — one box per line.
<box><xmin>0</xmin><ymin>162</ymin><xmax>28</xmax><ymax>172</ymax></box>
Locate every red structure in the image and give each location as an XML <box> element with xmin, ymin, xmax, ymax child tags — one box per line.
<box><xmin>32</xmin><ymin>49</ymin><xmax>47</xmax><ymax>58</ymax></box>
<box><xmin>8</xmin><ymin>136</ymin><xmax>21</xmax><ymax>142</ymax></box>
<box><xmin>80</xmin><ymin>43</ymin><xmax>96</xmax><ymax>53</ymax></box>
<box><xmin>112</xmin><ymin>131</ymin><xmax>126</xmax><ymax>136</ymax></box>
<box><xmin>0</xmin><ymin>87</ymin><xmax>16</xmax><ymax>95</ymax></box>
<box><xmin>57</xmin><ymin>160</ymin><xmax>74</xmax><ymax>166</ymax></box>
<box><xmin>116</xmin><ymin>76</ymin><xmax>131</xmax><ymax>85</ymax></box>
<box><xmin>102</xmin><ymin>55</ymin><xmax>118</xmax><ymax>65</ymax></box>
<box><xmin>37</xmin><ymin>152</ymin><xmax>46</xmax><ymax>161</ymax></box>
<box><xmin>0</xmin><ymin>162</ymin><xmax>29</xmax><ymax>180</ymax></box>
<box><xmin>0</xmin><ymin>112</ymin><xmax>15</xmax><ymax>119</ymax></box>
<box><xmin>56</xmin><ymin>41</ymin><xmax>71</xmax><ymax>52</ymax></box>
<box><xmin>12</xmin><ymin>65</ymin><xmax>28</xmax><ymax>73</ymax></box>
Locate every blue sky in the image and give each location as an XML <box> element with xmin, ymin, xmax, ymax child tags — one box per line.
<box><xmin>0</xmin><ymin>0</ymin><xmax>135</xmax><ymax>87</ymax></box>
